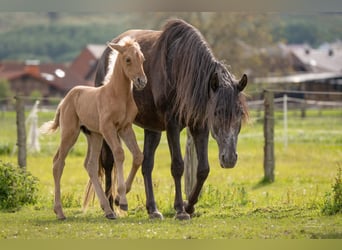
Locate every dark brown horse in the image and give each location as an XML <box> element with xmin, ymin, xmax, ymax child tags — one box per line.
<box><xmin>87</xmin><ymin>19</ymin><xmax>248</xmax><ymax>220</ymax></box>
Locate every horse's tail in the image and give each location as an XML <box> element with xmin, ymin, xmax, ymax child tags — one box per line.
<box><xmin>82</xmin><ymin>178</ymin><xmax>95</xmax><ymax>211</ymax></box>
<box><xmin>39</xmin><ymin>104</ymin><xmax>61</xmax><ymax>134</ymax></box>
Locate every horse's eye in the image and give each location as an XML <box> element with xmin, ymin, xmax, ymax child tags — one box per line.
<box><xmin>125</xmin><ymin>57</ymin><xmax>131</xmax><ymax>64</ymax></box>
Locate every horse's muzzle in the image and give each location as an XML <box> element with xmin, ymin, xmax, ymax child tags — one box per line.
<box><xmin>220</xmin><ymin>152</ymin><xmax>238</xmax><ymax>168</ymax></box>
<box><xmin>134</xmin><ymin>76</ymin><xmax>147</xmax><ymax>91</ymax></box>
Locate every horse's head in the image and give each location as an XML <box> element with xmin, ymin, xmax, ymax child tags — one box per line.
<box><xmin>107</xmin><ymin>37</ymin><xmax>147</xmax><ymax>90</ymax></box>
<box><xmin>208</xmin><ymin>65</ymin><xmax>248</xmax><ymax>168</ymax></box>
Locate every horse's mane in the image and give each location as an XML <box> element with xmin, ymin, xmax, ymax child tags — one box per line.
<box><xmin>155</xmin><ymin>19</ymin><xmax>218</xmax><ymax>127</ymax></box>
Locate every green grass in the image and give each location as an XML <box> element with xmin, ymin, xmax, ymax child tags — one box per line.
<box><xmin>0</xmin><ymin>108</ymin><xmax>341</xmax><ymax>239</ymax></box>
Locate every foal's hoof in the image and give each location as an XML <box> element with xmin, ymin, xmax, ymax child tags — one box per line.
<box><xmin>175</xmin><ymin>211</ymin><xmax>191</xmax><ymax>220</ymax></box>
<box><xmin>119</xmin><ymin>204</ymin><xmax>128</xmax><ymax>211</ymax></box>
<box><xmin>105</xmin><ymin>212</ymin><xmax>117</xmax><ymax>220</ymax></box>
<box><xmin>149</xmin><ymin>211</ymin><xmax>164</xmax><ymax>220</ymax></box>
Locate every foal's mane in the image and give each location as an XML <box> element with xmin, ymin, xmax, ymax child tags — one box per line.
<box><xmin>155</xmin><ymin>19</ymin><xmax>227</xmax><ymax>127</ymax></box>
<box><xmin>102</xmin><ymin>36</ymin><xmax>140</xmax><ymax>86</ymax></box>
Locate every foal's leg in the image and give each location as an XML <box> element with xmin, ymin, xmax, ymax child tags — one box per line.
<box><xmin>84</xmin><ymin>133</ymin><xmax>116</xmax><ymax>219</ymax></box>
<box><xmin>53</xmin><ymin>127</ymin><xmax>80</xmax><ymax>220</ymax></box>
<box><xmin>118</xmin><ymin>125</ymin><xmax>143</xmax><ymax>194</ymax></box>
<box><xmin>102</xmin><ymin>129</ymin><xmax>128</xmax><ymax>211</ymax></box>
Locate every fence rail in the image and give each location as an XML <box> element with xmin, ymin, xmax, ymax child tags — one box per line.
<box><xmin>2</xmin><ymin>91</ymin><xmax>342</xmax><ymax>186</ymax></box>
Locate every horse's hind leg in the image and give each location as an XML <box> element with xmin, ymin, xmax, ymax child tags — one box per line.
<box><xmin>53</xmin><ymin>127</ymin><xmax>80</xmax><ymax>220</ymax></box>
<box><xmin>85</xmin><ymin>133</ymin><xmax>116</xmax><ymax>219</ymax></box>
<box><xmin>100</xmin><ymin>142</ymin><xmax>115</xmax><ymax>210</ymax></box>
<box><xmin>119</xmin><ymin>125</ymin><xmax>143</xmax><ymax>194</ymax></box>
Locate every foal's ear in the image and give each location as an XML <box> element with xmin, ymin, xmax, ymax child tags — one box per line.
<box><xmin>210</xmin><ymin>72</ymin><xmax>219</xmax><ymax>92</ymax></box>
<box><xmin>107</xmin><ymin>42</ymin><xmax>125</xmax><ymax>54</ymax></box>
<box><xmin>237</xmin><ymin>74</ymin><xmax>248</xmax><ymax>92</ymax></box>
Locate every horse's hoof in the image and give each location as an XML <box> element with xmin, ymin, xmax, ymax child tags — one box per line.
<box><xmin>175</xmin><ymin>211</ymin><xmax>191</xmax><ymax>220</ymax></box>
<box><xmin>184</xmin><ymin>201</ymin><xmax>195</xmax><ymax>215</ymax></box>
<box><xmin>114</xmin><ymin>196</ymin><xmax>120</xmax><ymax>206</ymax></box>
<box><xmin>57</xmin><ymin>216</ymin><xmax>66</xmax><ymax>220</ymax></box>
<box><xmin>105</xmin><ymin>212</ymin><xmax>117</xmax><ymax>220</ymax></box>
<box><xmin>149</xmin><ymin>211</ymin><xmax>164</xmax><ymax>220</ymax></box>
<box><xmin>120</xmin><ymin>204</ymin><xmax>128</xmax><ymax>211</ymax></box>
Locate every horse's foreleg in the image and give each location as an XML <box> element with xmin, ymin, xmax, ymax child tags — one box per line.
<box><xmin>102</xmin><ymin>130</ymin><xmax>128</xmax><ymax>211</ymax></box>
<box><xmin>119</xmin><ymin>125</ymin><xmax>143</xmax><ymax>194</ymax></box>
<box><xmin>185</xmin><ymin>127</ymin><xmax>210</xmax><ymax>216</ymax></box>
<box><xmin>85</xmin><ymin>133</ymin><xmax>116</xmax><ymax>219</ymax></box>
<box><xmin>142</xmin><ymin>129</ymin><xmax>163</xmax><ymax>219</ymax></box>
<box><xmin>166</xmin><ymin>121</ymin><xmax>190</xmax><ymax>220</ymax></box>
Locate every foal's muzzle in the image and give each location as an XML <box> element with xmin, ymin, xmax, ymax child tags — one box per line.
<box><xmin>133</xmin><ymin>76</ymin><xmax>147</xmax><ymax>91</ymax></box>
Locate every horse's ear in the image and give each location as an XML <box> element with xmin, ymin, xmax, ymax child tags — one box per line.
<box><xmin>210</xmin><ymin>72</ymin><xmax>219</xmax><ymax>92</ymax></box>
<box><xmin>237</xmin><ymin>74</ymin><xmax>248</xmax><ymax>92</ymax></box>
<box><xmin>107</xmin><ymin>42</ymin><xmax>124</xmax><ymax>54</ymax></box>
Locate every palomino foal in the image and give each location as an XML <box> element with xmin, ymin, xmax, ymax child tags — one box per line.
<box><xmin>40</xmin><ymin>37</ymin><xmax>147</xmax><ymax>220</ymax></box>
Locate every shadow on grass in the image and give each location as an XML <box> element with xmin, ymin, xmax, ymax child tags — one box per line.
<box><xmin>311</xmin><ymin>232</ymin><xmax>342</xmax><ymax>239</ymax></box>
<box><xmin>252</xmin><ymin>177</ymin><xmax>274</xmax><ymax>190</ymax></box>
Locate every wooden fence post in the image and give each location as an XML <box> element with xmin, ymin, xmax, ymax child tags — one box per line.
<box><xmin>15</xmin><ymin>96</ymin><xmax>26</xmax><ymax>168</ymax></box>
<box><xmin>263</xmin><ymin>90</ymin><xmax>275</xmax><ymax>182</ymax></box>
<box><xmin>184</xmin><ymin>128</ymin><xmax>198</xmax><ymax>199</ymax></box>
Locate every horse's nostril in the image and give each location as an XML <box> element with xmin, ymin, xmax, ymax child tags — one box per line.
<box><xmin>220</xmin><ymin>152</ymin><xmax>238</xmax><ymax>168</ymax></box>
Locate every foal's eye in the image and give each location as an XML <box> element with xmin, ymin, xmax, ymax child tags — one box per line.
<box><xmin>125</xmin><ymin>57</ymin><xmax>131</xmax><ymax>64</ymax></box>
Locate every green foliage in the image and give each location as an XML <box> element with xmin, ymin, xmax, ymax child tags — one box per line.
<box><xmin>271</xmin><ymin>14</ymin><xmax>342</xmax><ymax>47</ymax></box>
<box><xmin>0</xmin><ymin>161</ymin><xmax>39</xmax><ymax>211</ymax></box>
<box><xmin>0</xmin><ymin>23</ymin><xmax>126</xmax><ymax>63</ymax></box>
<box><xmin>0</xmin><ymin>143</ymin><xmax>11</xmax><ymax>155</ymax></box>
<box><xmin>322</xmin><ymin>167</ymin><xmax>342</xmax><ymax>215</ymax></box>
<box><xmin>29</xmin><ymin>90</ymin><xmax>42</xmax><ymax>100</ymax></box>
<box><xmin>0</xmin><ymin>79</ymin><xmax>13</xmax><ymax>100</ymax></box>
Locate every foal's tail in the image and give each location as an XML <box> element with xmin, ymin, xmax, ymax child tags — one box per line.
<box><xmin>39</xmin><ymin>105</ymin><xmax>61</xmax><ymax>134</ymax></box>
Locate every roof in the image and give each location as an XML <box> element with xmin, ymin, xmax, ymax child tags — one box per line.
<box><xmin>87</xmin><ymin>44</ymin><xmax>106</xmax><ymax>59</ymax></box>
<box><xmin>288</xmin><ymin>43</ymin><xmax>342</xmax><ymax>73</ymax></box>
<box><xmin>0</xmin><ymin>61</ymin><xmax>93</xmax><ymax>93</ymax></box>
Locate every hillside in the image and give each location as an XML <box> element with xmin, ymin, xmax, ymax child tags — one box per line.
<box><xmin>0</xmin><ymin>12</ymin><xmax>341</xmax><ymax>65</ymax></box>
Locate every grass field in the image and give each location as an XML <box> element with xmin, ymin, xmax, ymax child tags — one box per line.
<box><xmin>0</xmin><ymin>107</ymin><xmax>341</xmax><ymax>239</ymax></box>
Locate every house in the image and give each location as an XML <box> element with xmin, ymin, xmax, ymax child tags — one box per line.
<box><xmin>253</xmin><ymin>41</ymin><xmax>342</xmax><ymax>101</ymax></box>
<box><xmin>0</xmin><ymin>60</ymin><xmax>93</xmax><ymax>103</ymax></box>
<box><xmin>69</xmin><ymin>44</ymin><xmax>106</xmax><ymax>82</ymax></box>
<box><xmin>288</xmin><ymin>41</ymin><xmax>342</xmax><ymax>73</ymax></box>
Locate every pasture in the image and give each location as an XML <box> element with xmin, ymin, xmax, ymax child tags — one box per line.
<box><xmin>0</xmin><ymin>106</ymin><xmax>341</xmax><ymax>239</ymax></box>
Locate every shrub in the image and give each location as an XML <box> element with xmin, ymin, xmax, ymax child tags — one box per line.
<box><xmin>0</xmin><ymin>143</ymin><xmax>11</xmax><ymax>155</ymax></box>
<box><xmin>322</xmin><ymin>167</ymin><xmax>342</xmax><ymax>215</ymax></box>
<box><xmin>0</xmin><ymin>161</ymin><xmax>39</xmax><ymax>211</ymax></box>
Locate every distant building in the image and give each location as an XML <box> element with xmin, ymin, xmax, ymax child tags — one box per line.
<box><xmin>69</xmin><ymin>44</ymin><xmax>106</xmax><ymax>82</ymax></box>
<box><xmin>287</xmin><ymin>41</ymin><xmax>342</xmax><ymax>73</ymax></box>
<box><xmin>253</xmin><ymin>41</ymin><xmax>342</xmax><ymax>101</ymax></box>
<box><xmin>0</xmin><ymin>58</ymin><xmax>94</xmax><ymax>102</ymax></box>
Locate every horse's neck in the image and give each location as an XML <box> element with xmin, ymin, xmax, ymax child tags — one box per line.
<box><xmin>105</xmin><ymin>63</ymin><xmax>132</xmax><ymax>99</ymax></box>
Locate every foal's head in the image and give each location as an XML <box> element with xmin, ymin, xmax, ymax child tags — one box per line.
<box><xmin>107</xmin><ymin>37</ymin><xmax>147</xmax><ymax>90</ymax></box>
<box><xmin>207</xmin><ymin>63</ymin><xmax>248</xmax><ymax>168</ymax></box>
